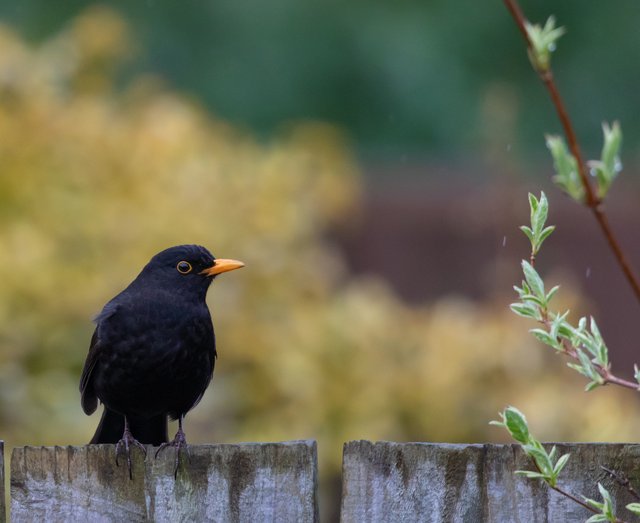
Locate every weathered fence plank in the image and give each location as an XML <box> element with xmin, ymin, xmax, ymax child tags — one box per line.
<box><xmin>340</xmin><ymin>441</ymin><xmax>640</xmax><ymax>522</ymax></box>
<box><xmin>11</xmin><ymin>440</ymin><xmax>318</xmax><ymax>523</ymax></box>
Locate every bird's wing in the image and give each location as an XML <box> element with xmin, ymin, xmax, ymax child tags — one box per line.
<box><xmin>79</xmin><ymin>302</ymin><xmax>119</xmax><ymax>415</ymax></box>
<box><xmin>175</xmin><ymin>312</ymin><xmax>217</xmax><ymax>417</ymax></box>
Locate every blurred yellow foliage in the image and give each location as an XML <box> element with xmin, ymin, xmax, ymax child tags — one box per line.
<box><xmin>0</xmin><ymin>7</ymin><xmax>639</xmax><ymax>488</ymax></box>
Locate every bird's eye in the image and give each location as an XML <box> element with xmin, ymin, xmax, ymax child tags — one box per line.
<box><xmin>176</xmin><ymin>261</ymin><xmax>192</xmax><ymax>274</ymax></box>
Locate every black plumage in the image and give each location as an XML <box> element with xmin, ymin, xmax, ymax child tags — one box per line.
<box><xmin>80</xmin><ymin>244</ymin><xmax>244</xmax><ymax>476</ymax></box>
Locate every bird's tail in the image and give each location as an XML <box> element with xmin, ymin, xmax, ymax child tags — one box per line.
<box><xmin>90</xmin><ymin>407</ymin><xmax>169</xmax><ymax>446</ymax></box>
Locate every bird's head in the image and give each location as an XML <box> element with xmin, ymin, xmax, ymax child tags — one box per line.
<box><xmin>136</xmin><ymin>245</ymin><xmax>244</xmax><ymax>297</ymax></box>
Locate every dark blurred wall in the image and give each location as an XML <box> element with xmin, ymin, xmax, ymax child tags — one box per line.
<box><xmin>336</xmin><ymin>172</ymin><xmax>640</xmax><ymax>375</ymax></box>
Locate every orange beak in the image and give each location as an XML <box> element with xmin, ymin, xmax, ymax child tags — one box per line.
<box><xmin>200</xmin><ymin>258</ymin><xmax>245</xmax><ymax>277</ymax></box>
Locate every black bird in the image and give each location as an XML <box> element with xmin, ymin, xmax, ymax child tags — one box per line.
<box><xmin>80</xmin><ymin>244</ymin><xmax>244</xmax><ymax>476</ymax></box>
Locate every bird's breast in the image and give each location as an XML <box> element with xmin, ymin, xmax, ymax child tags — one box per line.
<box><xmin>93</xmin><ymin>302</ymin><xmax>215</xmax><ymax>418</ymax></box>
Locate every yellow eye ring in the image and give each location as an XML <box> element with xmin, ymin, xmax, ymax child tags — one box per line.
<box><xmin>176</xmin><ymin>261</ymin><xmax>192</xmax><ymax>274</ymax></box>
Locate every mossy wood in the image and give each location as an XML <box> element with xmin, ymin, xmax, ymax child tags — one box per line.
<box><xmin>11</xmin><ymin>440</ymin><xmax>318</xmax><ymax>523</ymax></box>
<box><xmin>340</xmin><ymin>441</ymin><xmax>640</xmax><ymax>523</ymax></box>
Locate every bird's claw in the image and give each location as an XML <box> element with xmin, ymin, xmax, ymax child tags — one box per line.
<box><xmin>115</xmin><ymin>429</ymin><xmax>147</xmax><ymax>480</ymax></box>
<box><xmin>155</xmin><ymin>427</ymin><xmax>189</xmax><ymax>478</ymax></box>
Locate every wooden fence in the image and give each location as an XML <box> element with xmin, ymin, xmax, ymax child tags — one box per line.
<box><xmin>4</xmin><ymin>440</ymin><xmax>640</xmax><ymax>522</ymax></box>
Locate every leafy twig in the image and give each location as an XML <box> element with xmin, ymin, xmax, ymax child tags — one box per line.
<box><xmin>502</xmin><ymin>0</ymin><xmax>640</xmax><ymax>305</ymax></box>
<box><xmin>491</xmin><ymin>407</ymin><xmax>628</xmax><ymax>522</ymax></box>
<box><xmin>511</xmin><ymin>192</ymin><xmax>640</xmax><ymax>392</ymax></box>
<box><xmin>601</xmin><ymin>467</ymin><xmax>640</xmax><ymax>503</ymax></box>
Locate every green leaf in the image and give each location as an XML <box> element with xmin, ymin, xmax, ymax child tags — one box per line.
<box><xmin>601</xmin><ymin>121</ymin><xmax>622</xmax><ymax>173</ymax></box>
<box><xmin>585</xmin><ymin>515</ymin><xmax>610</xmax><ymax>523</ymax></box>
<box><xmin>553</xmin><ymin>453</ymin><xmax>570</xmax><ymax>476</ymax></box>
<box><xmin>549</xmin><ymin>309</ymin><xmax>568</xmax><ymax>339</ymax></box>
<box><xmin>589</xmin><ymin>317</ymin><xmax>609</xmax><ymax>367</ymax></box>
<box><xmin>575</xmin><ymin>346</ymin><xmax>592</xmax><ymax>367</ymax></box>
<box><xmin>598</xmin><ymin>483</ymin><xmax>613</xmax><ymax>509</ymax></box>
<box><xmin>533</xmin><ymin>192</ymin><xmax>549</xmax><ymax>235</ymax></box>
<box><xmin>594</xmin><ymin>121</ymin><xmax>623</xmax><ymax>199</ymax></box>
<box><xmin>537</xmin><ymin>225</ymin><xmax>555</xmax><ymax>249</ymax></box>
<box><xmin>524</xmin><ymin>445</ymin><xmax>553</xmax><ymax>476</ymax></box>
<box><xmin>529</xmin><ymin>193</ymin><xmax>541</xmax><ymax>234</ymax></box>
<box><xmin>525</xmin><ymin>16</ymin><xmax>566</xmax><ymax>71</ymax></box>
<box><xmin>578</xmin><ymin>316</ymin><xmax>588</xmax><ymax>331</ymax></box>
<box><xmin>626</xmin><ymin>502</ymin><xmax>640</xmax><ymax>515</ymax></box>
<box><xmin>503</xmin><ymin>406</ymin><xmax>530</xmax><ymax>444</ymax></box>
<box><xmin>584</xmin><ymin>380</ymin><xmax>602</xmax><ymax>392</ymax></box>
<box><xmin>590</xmin><ymin>317</ymin><xmax>603</xmax><ymax>343</ymax></box>
<box><xmin>556</xmin><ymin>323</ymin><xmax>574</xmax><ymax>339</ymax></box>
<box><xmin>510</xmin><ymin>302</ymin><xmax>539</xmax><ymax>319</ymax></box>
<box><xmin>530</xmin><ymin>328</ymin><xmax>560</xmax><ymax>350</ymax></box>
<box><xmin>578</xmin><ymin>349</ymin><xmax>602</xmax><ymax>382</ymax></box>
<box><xmin>515</xmin><ymin>470</ymin><xmax>548</xmax><ymax>480</ymax></box>
<box><xmin>522</xmin><ymin>260</ymin><xmax>545</xmax><ymax>301</ymax></box>
<box><xmin>567</xmin><ymin>347</ymin><xmax>603</xmax><ymax>387</ymax></box>
<box><xmin>546</xmin><ymin>135</ymin><xmax>584</xmax><ymax>202</ymax></box>
<box><xmin>520</xmin><ymin>225</ymin><xmax>534</xmax><ymax>244</ymax></box>
<box><xmin>528</xmin><ymin>192</ymin><xmax>539</xmax><ymax>214</ymax></box>
<box><xmin>583</xmin><ymin>485</ymin><xmax>616</xmax><ymax>521</ymax></box>
<box><xmin>583</xmin><ymin>497</ymin><xmax>605</xmax><ymax>511</ymax></box>
<box><xmin>523</xmin><ymin>192</ymin><xmax>554</xmax><ymax>256</ymax></box>
<box><xmin>521</xmin><ymin>294</ymin><xmax>545</xmax><ymax>307</ymax></box>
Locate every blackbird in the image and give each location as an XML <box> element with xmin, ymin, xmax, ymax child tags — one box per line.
<box><xmin>80</xmin><ymin>244</ymin><xmax>244</xmax><ymax>477</ymax></box>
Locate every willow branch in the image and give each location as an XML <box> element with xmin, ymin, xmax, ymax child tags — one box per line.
<box><xmin>540</xmin><ymin>314</ymin><xmax>638</xmax><ymax>391</ymax></box>
<box><xmin>503</xmin><ymin>0</ymin><xmax>640</xmax><ymax>305</ymax></box>
<box><xmin>528</xmin><ymin>461</ymin><xmax>624</xmax><ymax>521</ymax></box>
<box><xmin>601</xmin><ymin>466</ymin><xmax>640</xmax><ymax>502</ymax></box>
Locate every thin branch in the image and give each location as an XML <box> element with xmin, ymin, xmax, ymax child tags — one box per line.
<box><xmin>503</xmin><ymin>0</ymin><xmax>530</xmax><ymax>44</ymax></box>
<box><xmin>530</xmin><ymin>461</ymin><xmax>628</xmax><ymax>521</ymax></box>
<box><xmin>549</xmin><ymin>485</ymin><xmax>602</xmax><ymax>517</ymax></box>
<box><xmin>601</xmin><ymin>466</ymin><xmax>640</xmax><ymax>502</ymax></box>
<box><xmin>591</xmin><ymin>209</ymin><xmax>640</xmax><ymax>306</ymax></box>
<box><xmin>602</xmin><ymin>370</ymin><xmax>639</xmax><ymax>391</ymax></box>
<box><xmin>503</xmin><ymin>0</ymin><xmax>640</xmax><ymax>305</ymax></box>
<box><xmin>539</xmin><ymin>314</ymin><xmax>639</xmax><ymax>391</ymax></box>
<box><xmin>540</xmin><ymin>75</ymin><xmax>596</xmax><ymax>207</ymax></box>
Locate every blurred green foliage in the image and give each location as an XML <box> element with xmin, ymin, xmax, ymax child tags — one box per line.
<box><xmin>1</xmin><ymin>8</ymin><xmax>640</xmax><ymax>487</ymax></box>
<box><xmin>1</xmin><ymin>1</ymin><xmax>639</xmax><ymax>159</ymax></box>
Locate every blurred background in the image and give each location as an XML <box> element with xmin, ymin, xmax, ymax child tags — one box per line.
<box><xmin>1</xmin><ymin>1</ymin><xmax>640</xmax><ymax>519</ymax></box>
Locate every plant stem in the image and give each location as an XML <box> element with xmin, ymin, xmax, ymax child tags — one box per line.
<box><xmin>603</xmin><ymin>370</ymin><xmax>639</xmax><ymax>391</ymax></box>
<box><xmin>503</xmin><ymin>0</ymin><xmax>640</xmax><ymax>305</ymax></box>
<box><xmin>539</xmin><ymin>314</ymin><xmax>638</xmax><ymax>390</ymax></box>
<box><xmin>530</xmin><ymin>460</ymin><xmax>626</xmax><ymax>521</ymax></box>
<box><xmin>601</xmin><ymin>466</ymin><xmax>640</xmax><ymax>502</ymax></box>
<box><xmin>549</xmin><ymin>485</ymin><xmax>601</xmax><ymax>516</ymax></box>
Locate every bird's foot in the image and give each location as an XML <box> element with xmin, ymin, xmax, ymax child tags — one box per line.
<box><xmin>115</xmin><ymin>427</ymin><xmax>147</xmax><ymax>480</ymax></box>
<box><xmin>155</xmin><ymin>426</ymin><xmax>190</xmax><ymax>478</ymax></box>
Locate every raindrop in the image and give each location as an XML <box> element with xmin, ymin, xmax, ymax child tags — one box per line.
<box><xmin>586</xmin><ymin>267</ymin><xmax>591</xmax><ymax>279</ymax></box>
<box><xmin>614</xmin><ymin>159</ymin><xmax>623</xmax><ymax>173</ymax></box>
<box><xmin>548</xmin><ymin>43</ymin><xmax>556</xmax><ymax>52</ymax></box>
<box><xmin>502</xmin><ymin>236</ymin><xmax>507</xmax><ymax>248</ymax></box>
<box><xmin>506</xmin><ymin>144</ymin><xmax>512</xmax><ymax>152</ymax></box>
